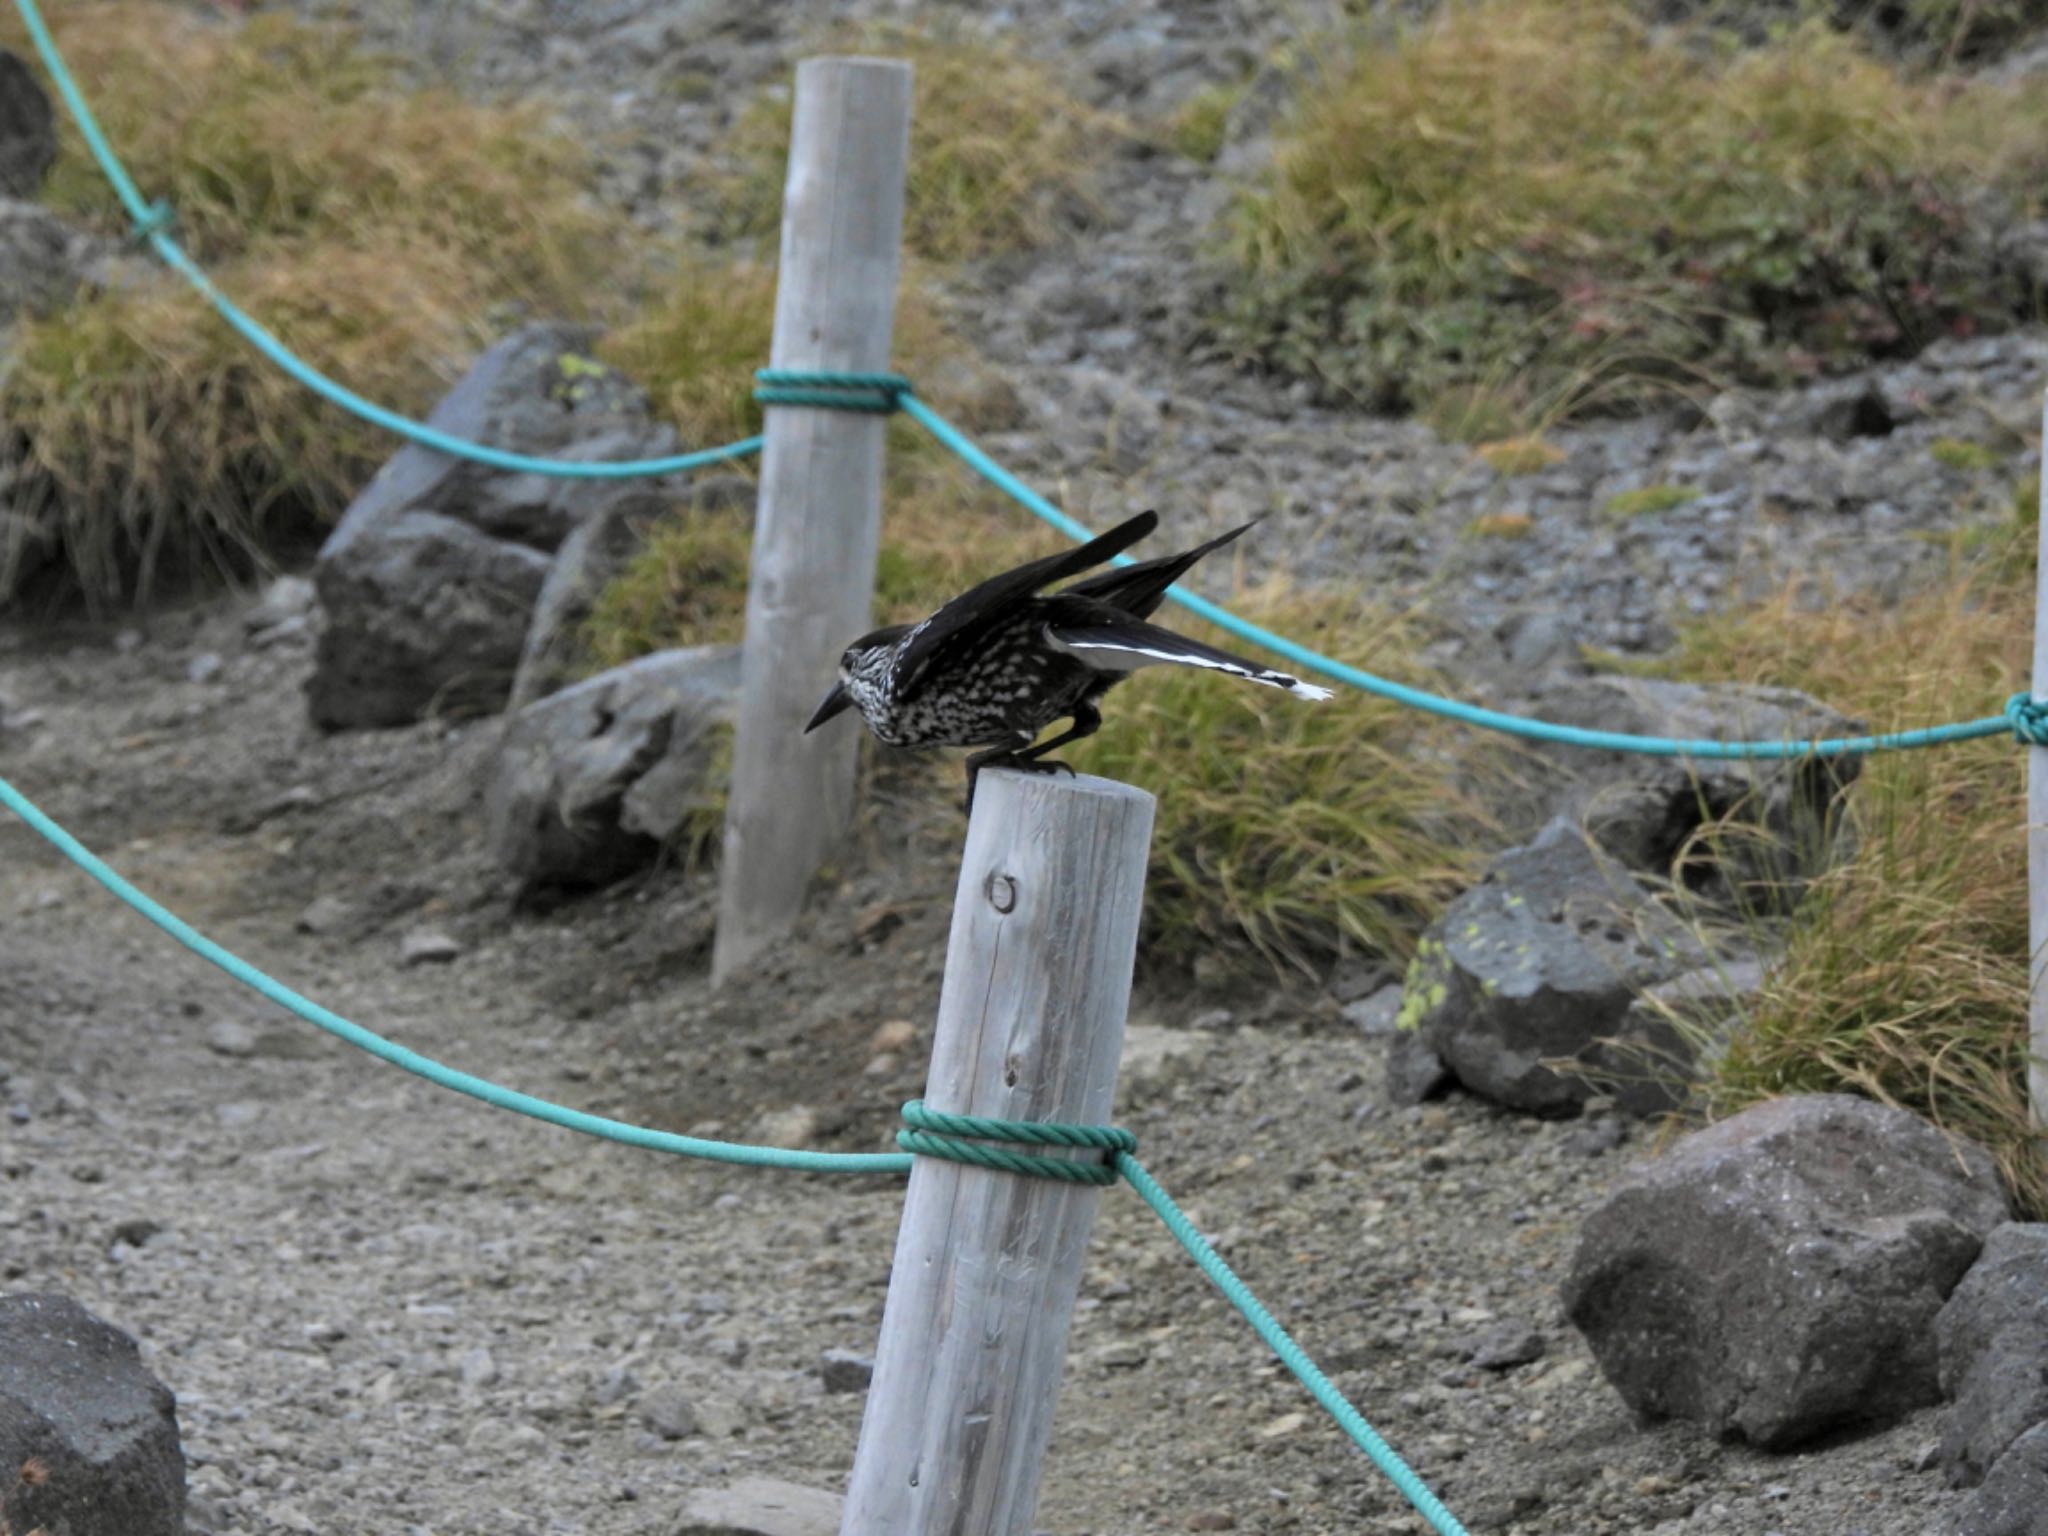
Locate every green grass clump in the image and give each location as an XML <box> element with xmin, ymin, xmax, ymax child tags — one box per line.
<box><xmin>1220</xmin><ymin>0</ymin><xmax>2048</xmax><ymax>428</ymax></box>
<box><xmin>1463</xmin><ymin>512</ymin><xmax>1535</xmax><ymax>540</ymax></box>
<box><xmin>1074</xmin><ymin>589</ymin><xmax>1503</xmax><ymax>973</ymax></box>
<box><xmin>0</xmin><ymin>3</ymin><xmax>611</xmax><ymax>606</ymax></box>
<box><xmin>1603</xmin><ymin>485</ymin><xmax>1700</xmax><ymax>520</ymax></box>
<box><xmin>713</xmin><ymin>22</ymin><xmax>1117</xmax><ymax>262</ymax></box>
<box><xmin>1930</xmin><ymin>437</ymin><xmax>2012</xmax><ymax>472</ymax></box>
<box><xmin>1165</xmin><ymin>80</ymin><xmax>1248</xmax><ymax>164</ymax></box>
<box><xmin>1653</xmin><ymin>567</ymin><xmax>2044</xmax><ymax>1214</ymax></box>
<box><xmin>1476</xmin><ymin>435</ymin><xmax>1565</xmax><ymax>476</ymax></box>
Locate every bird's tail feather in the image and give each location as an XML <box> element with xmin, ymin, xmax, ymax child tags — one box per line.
<box><xmin>1047</xmin><ymin>620</ymin><xmax>1335</xmax><ymax>701</ymax></box>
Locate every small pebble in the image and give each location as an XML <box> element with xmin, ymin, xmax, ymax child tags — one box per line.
<box><xmin>400</xmin><ymin>928</ymin><xmax>463</xmax><ymax>966</ymax></box>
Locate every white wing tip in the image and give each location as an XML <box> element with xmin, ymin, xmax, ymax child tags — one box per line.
<box><xmin>1289</xmin><ymin>680</ymin><xmax>1336</xmax><ymax>701</ymax></box>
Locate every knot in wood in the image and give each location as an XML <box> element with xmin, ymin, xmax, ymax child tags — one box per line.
<box><xmin>984</xmin><ymin>871</ymin><xmax>1018</xmax><ymax>913</ymax></box>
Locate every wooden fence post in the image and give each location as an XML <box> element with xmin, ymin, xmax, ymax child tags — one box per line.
<box><xmin>713</xmin><ymin>57</ymin><xmax>913</xmax><ymax>984</ymax></box>
<box><xmin>841</xmin><ymin>769</ymin><xmax>1155</xmax><ymax>1534</ymax></box>
<box><xmin>2030</xmin><ymin>390</ymin><xmax>2048</xmax><ymax>1129</ymax></box>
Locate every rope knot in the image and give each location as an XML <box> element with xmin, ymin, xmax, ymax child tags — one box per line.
<box><xmin>2006</xmin><ymin>692</ymin><xmax>2048</xmax><ymax>746</ymax></box>
<box><xmin>753</xmin><ymin>369</ymin><xmax>911</xmax><ymax>414</ymax></box>
<box><xmin>896</xmin><ymin>1099</ymin><xmax>1134</xmax><ymax>1186</ymax></box>
<box><xmin>129</xmin><ymin>199</ymin><xmax>174</xmax><ymax>244</ymax></box>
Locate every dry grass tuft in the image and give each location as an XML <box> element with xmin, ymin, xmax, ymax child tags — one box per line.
<box><xmin>712</xmin><ymin>20</ymin><xmax>1119</xmax><ymax>263</ymax></box>
<box><xmin>0</xmin><ymin>3</ymin><xmax>612</xmax><ymax>606</ymax></box>
<box><xmin>1220</xmin><ymin>0</ymin><xmax>2048</xmax><ymax>429</ymax></box>
<box><xmin>1656</xmin><ymin>563</ymin><xmax>2045</xmax><ymax>1214</ymax></box>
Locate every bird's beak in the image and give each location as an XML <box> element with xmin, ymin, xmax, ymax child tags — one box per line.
<box><xmin>804</xmin><ymin>681</ymin><xmax>853</xmax><ymax>734</ymax></box>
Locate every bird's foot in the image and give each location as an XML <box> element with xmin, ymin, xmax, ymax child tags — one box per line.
<box><xmin>1014</xmin><ymin>757</ymin><xmax>1075</xmax><ymax>779</ymax></box>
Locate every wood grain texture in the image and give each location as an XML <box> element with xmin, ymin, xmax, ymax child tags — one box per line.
<box><xmin>714</xmin><ymin>57</ymin><xmax>913</xmax><ymax>983</ymax></box>
<box><xmin>841</xmin><ymin>769</ymin><xmax>1156</xmax><ymax>1535</ymax></box>
<box><xmin>2031</xmin><ymin>392</ymin><xmax>2048</xmax><ymax>1128</ymax></box>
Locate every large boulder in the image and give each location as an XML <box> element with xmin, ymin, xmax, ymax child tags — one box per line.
<box><xmin>1393</xmin><ymin>818</ymin><xmax>1706</xmax><ymax>1116</ymax></box>
<box><xmin>510</xmin><ymin>474</ymin><xmax>753</xmax><ymax>711</ymax></box>
<box><xmin>308</xmin><ymin>324</ymin><xmax>679</xmax><ymax>730</ymax></box>
<box><xmin>488</xmin><ymin>646</ymin><xmax>741</xmax><ymax>892</ymax></box>
<box><xmin>1563</xmin><ymin>1094</ymin><xmax>2009</xmax><ymax>1448</ymax></box>
<box><xmin>1525</xmin><ymin>676</ymin><xmax>1861</xmax><ymax>902</ymax></box>
<box><xmin>309</xmin><ymin>511</ymin><xmax>552</xmax><ymax>729</ymax></box>
<box><xmin>1955</xmin><ymin>1422</ymin><xmax>2048</xmax><ymax>1536</ymax></box>
<box><xmin>0</xmin><ymin>200</ymin><xmax>111</xmax><ymax>320</ymax></box>
<box><xmin>1938</xmin><ymin>1223</ymin><xmax>2048</xmax><ymax>1486</ymax></box>
<box><xmin>0</xmin><ymin>50</ymin><xmax>56</xmax><ymax>199</ymax></box>
<box><xmin>0</xmin><ymin>1294</ymin><xmax>185</xmax><ymax>1536</ymax></box>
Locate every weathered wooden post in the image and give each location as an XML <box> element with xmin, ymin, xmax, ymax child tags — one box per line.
<box><xmin>2030</xmin><ymin>391</ymin><xmax>2048</xmax><ymax>1128</ymax></box>
<box><xmin>842</xmin><ymin>769</ymin><xmax>1155</xmax><ymax>1534</ymax></box>
<box><xmin>714</xmin><ymin>57</ymin><xmax>913</xmax><ymax>984</ymax></box>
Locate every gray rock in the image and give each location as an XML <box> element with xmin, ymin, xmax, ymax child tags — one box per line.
<box><xmin>1396</xmin><ymin>819</ymin><xmax>1704</xmax><ymax>1117</ymax></box>
<box><xmin>309</xmin><ymin>325</ymin><xmax>664</xmax><ymax>729</ymax></box>
<box><xmin>243</xmin><ymin>576</ymin><xmax>315</xmax><ymax>637</ymax></box>
<box><xmin>1383</xmin><ymin>1028</ymin><xmax>1451</xmax><ymax>1106</ymax></box>
<box><xmin>0</xmin><ymin>1293</ymin><xmax>186</xmax><ymax>1536</ymax></box>
<box><xmin>0</xmin><ymin>199</ymin><xmax>102</xmax><ymax>318</ymax></box>
<box><xmin>0</xmin><ymin>50</ymin><xmax>56</xmax><ymax>198</ymax></box>
<box><xmin>510</xmin><ymin>473</ymin><xmax>753</xmax><ymax>710</ymax></box>
<box><xmin>488</xmin><ymin>646</ymin><xmax>741</xmax><ymax>891</ymax></box>
<box><xmin>465</xmin><ymin>424</ymin><xmax>683</xmax><ymax>553</ymax></box>
<box><xmin>1525</xmin><ymin>677</ymin><xmax>1862</xmax><ymax>904</ymax></box>
<box><xmin>818</xmin><ymin>1348</ymin><xmax>874</xmax><ymax>1394</ymax></box>
<box><xmin>638</xmin><ymin>1382</ymin><xmax>697</xmax><ymax>1440</ymax></box>
<box><xmin>309</xmin><ymin>510</ymin><xmax>552</xmax><ymax>729</ymax></box>
<box><xmin>1563</xmin><ymin>1093</ymin><xmax>2009</xmax><ymax>1448</ymax></box>
<box><xmin>1607</xmin><ymin>955</ymin><xmax>1767</xmax><ymax>1117</ymax></box>
<box><xmin>1955</xmin><ymin>1422</ymin><xmax>2048</xmax><ymax>1536</ymax></box>
<box><xmin>1466</xmin><ymin>1322</ymin><xmax>1546</xmax><ymax>1372</ymax></box>
<box><xmin>294</xmin><ymin>894</ymin><xmax>350</xmax><ymax>935</ymax></box>
<box><xmin>315</xmin><ymin>324</ymin><xmax>653</xmax><ymax>562</ymax></box>
<box><xmin>399</xmin><ymin>928</ymin><xmax>463</xmax><ymax>967</ymax></box>
<box><xmin>1938</xmin><ymin>1223</ymin><xmax>2048</xmax><ymax>1486</ymax></box>
<box><xmin>204</xmin><ymin>1020</ymin><xmax>258</xmax><ymax>1058</ymax></box>
<box><xmin>678</xmin><ymin>1476</ymin><xmax>842</xmax><ymax>1536</ymax></box>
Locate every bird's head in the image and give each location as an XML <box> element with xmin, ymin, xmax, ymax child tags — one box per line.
<box><xmin>804</xmin><ymin>625</ymin><xmax>909</xmax><ymax>734</ymax></box>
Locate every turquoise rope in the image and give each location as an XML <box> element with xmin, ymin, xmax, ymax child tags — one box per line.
<box><xmin>896</xmin><ymin>1098</ymin><xmax>1133</xmax><ymax>1184</ymax></box>
<box><xmin>0</xmin><ymin>775</ymin><xmax>1467</xmax><ymax>1533</ymax></box>
<box><xmin>1117</xmin><ymin>1154</ymin><xmax>1469</xmax><ymax>1536</ymax></box>
<box><xmin>0</xmin><ymin>772</ymin><xmax>909</xmax><ymax>1175</ymax></box>
<box><xmin>9</xmin><ymin>0</ymin><xmax>765</xmax><ymax>482</ymax></box>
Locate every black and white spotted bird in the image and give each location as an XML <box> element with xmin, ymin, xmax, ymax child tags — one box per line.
<box><xmin>803</xmin><ymin>511</ymin><xmax>1334</xmax><ymax>806</ymax></box>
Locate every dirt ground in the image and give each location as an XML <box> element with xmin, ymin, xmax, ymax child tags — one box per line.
<box><xmin>0</xmin><ymin>574</ymin><xmax>1972</xmax><ymax>1536</ymax></box>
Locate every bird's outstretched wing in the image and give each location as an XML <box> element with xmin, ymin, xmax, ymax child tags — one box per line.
<box><xmin>1043</xmin><ymin>604</ymin><xmax>1334</xmax><ymax>700</ymax></box>
<box><xmin>890</xmin><ymin>510</ymin><xmax>1160</xmax><ymax>700</ymax></box>
<box><xmin>1055</xmin><ymin>519</ymin><xmax>1258</xmax><ymax>618</ymax></box>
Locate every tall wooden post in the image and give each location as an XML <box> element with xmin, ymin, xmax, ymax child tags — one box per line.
<box><xmin>714</xmin><ymin>57</ymin><xmax>913</xmax><ymax>984</ymax></box>
<box><xmin>2030</xmin><ymin>391</ymin><xmax>2048</xmax><ymax>1128</ymax></box>
<box><xmin>841</xmin><ymin>770</ymin><xmax>1155</xmax><ymax>1534</ymax></box>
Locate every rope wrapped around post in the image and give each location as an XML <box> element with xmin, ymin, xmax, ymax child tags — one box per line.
<box><xmin>895</xmin><ymin>1100</ymin><xmax>1135</xmax><ymax>1185</ymax></box>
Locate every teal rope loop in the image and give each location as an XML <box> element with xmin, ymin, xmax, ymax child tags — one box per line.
<box><xmin>129</xmin><ymin>198</ymin><xmax>174</xmax><ymax>243</ymax></box>
<box><xmin>753</xmin><ymin>369</ymin><xmax>910</xmax><ymax>413</ymax></box>
<box><xmin>2007</xmin><ymin>693</ymin><xmax>2048</xmax><ymax>745</ymax></box>
<box><xmin>896</xmin><ymin>1099</ymin><xmax>1134</xmax><ymax>1185</ymax></box>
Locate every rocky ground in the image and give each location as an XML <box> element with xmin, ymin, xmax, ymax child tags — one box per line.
<box><xmin>5</xmin><ymin>1</ymin><xmax>2045</xmax><ymax>1533</ymax></box>
<box><xmin>0</xmin><ymin>590</ymin><xmax>1972</xmax><ymax>1535</ymax></box>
